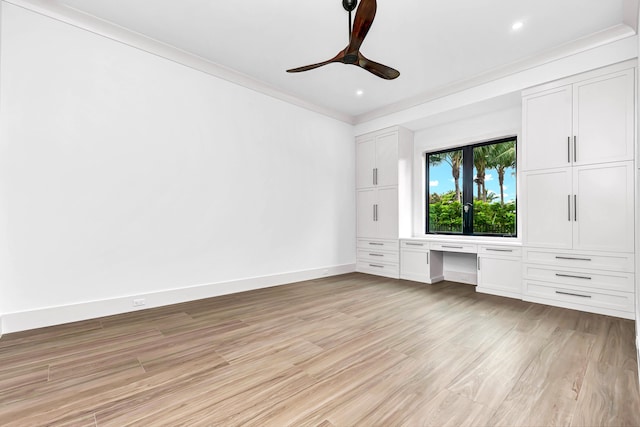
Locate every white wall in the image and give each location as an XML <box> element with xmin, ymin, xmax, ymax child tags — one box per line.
<box><xmin>0</xmin><ymin>3</ymin><xmax>356</xmax><ymax>332</ymax></box>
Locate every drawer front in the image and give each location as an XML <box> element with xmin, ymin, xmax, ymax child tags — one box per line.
<box><xmin>524</xmin><ymin>248</ymin><xmax>634</xmax><ymax>272</ymax></box>
<box><xmin>430</xmin><ymin>242</ymin><xmax>477</xmax><ymax>254</ymax></box>
<box><xmin>524</xmin><ymin>281</ymin><xmax>634</xmax><ymax>314</ymax></box>
<box><xmin>478</xmin><ymin>245</ymin><xmax>522</xmax><ymax>257</ymax></box>
<box><xmin>400</xmin><ymin>240</ymin><xmax>429</xmax><ymax>251</ymax></box>
<box><xmin>357</xmin><ymin>239</ymin><xmax>399</xmax><ymax>252</ymax></box>
<box><xmin>356</xmin><ymin>261</ymin><xmax>399</xmax><ymax>278</ymax></box>
<box><xmin>357</xmin><ymin>249</ymin><xmax>399</xmax><ymax>264</ymax></box>
<box><xmin>523</xmin><ymin>265</ymin><xmax>634</xmax><ymax>293</ymax></box>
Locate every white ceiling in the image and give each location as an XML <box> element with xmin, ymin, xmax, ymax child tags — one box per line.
<box><xmin>53</xmin><ymin>0</ymin><xmax>637</xmax><ymax>121</ymax></box>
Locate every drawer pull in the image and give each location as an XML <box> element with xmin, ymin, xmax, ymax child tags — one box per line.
<box><xmin>368</xmin><ymin>242</ymin><xmax>384</xmax><ymax>246</ymax></box>
<box><xmin>405</xmin><ymin>243</ymin><xmax>424</xmax><ymax>247</ymax></box>
<box><xmin>369</xmin><ymin>264</ymin><xmax>384</xmax><ymax>268</ymax></box>
<box><xmin>555</xmin><ymin>290</ymin><xmax>591</xmax><ymax>298</ymax></box>
<box><xmin>369</xmin><ymin>253</ymin><xmax>384</xmax><ymax>257</ymax></box>
<box><xmin>442</xmin><ymin>245</ymin><xmax>463</xmax><ymax>249</ymax></box>
<box><xmin>486</xmin><ymin>248</ymin><xmax>513</xmax><ymax>252</ymax></box>
<box><xmin>555</xmin><ymin>273</ymin><xmax>591</xmax><ymax>280</ymax></box>
<box><xmin>555</xmin><ymin>256</ymin><xmax>591</xmax><ymax>261</ymax></box>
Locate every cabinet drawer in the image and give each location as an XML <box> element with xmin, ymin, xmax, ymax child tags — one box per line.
<box><xmin>478</xmin><ymin>245</ymin><xmax>522</xmax><ymax>257</ymax></box>
<box><xmin>400</xmin><ymin>240</ymin><xmax>429</xmax><ymax>251</ymax></box>
<box><xmin>357</xmin><ymin>249</ymin><xmax>399</xmax><ymax>264</ymax></box>
<box><xmin>430</xmin><ymin>242</ymin><xmax>477</xmax><ymax>254</ymax></box>
<box><xmin>357</xmin><ymin>239</ymin><xmax>398</xmax><ymax>252</ymax></box>
<box><xmin>523</xmin><ymin>265</ymin><xmax>634</xmax><ymax>293</ymax></box>
<box><xmin>524</xmin><ymin>281</ymin><xmax>634</xmax><ymax>314</ymax></box>
<box><xmin>356</xmin><ymin>261</ymin><xmax>399</xmax><ymax>279</ymax></box>
<box><xmin>523</xmin><ymin>248</ymin><xmax>634</xmax><ymax>272</ymax></box>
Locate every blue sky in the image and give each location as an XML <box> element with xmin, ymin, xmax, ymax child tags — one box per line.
<box><xmin>428</xmin><ymin>163</ymin><xmax>516</xmax><ymax>202</ymax></box>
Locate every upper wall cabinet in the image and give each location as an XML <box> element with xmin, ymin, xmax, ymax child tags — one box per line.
<box><xmin>356</xmin><ymin>132</ymin><xmax>399</xmax><ymax>189</ymax></box>
<box><xmin>522</xmin><ymin>67</ymin><xmax>634</xmax><ymax>171</ymax></box>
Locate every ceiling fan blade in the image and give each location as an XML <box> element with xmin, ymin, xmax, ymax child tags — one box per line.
<box><xmin>346</xmin><ymin>0</ymin><xmax>376</xmax><ymax>56</ymax></box>
<box><xmin>286</xmin><ymin>51</ymin><xmax>345</xmax><ymax>73</ymax></box>
<box><xmin>357</xmin><ymin>52</ymin><xmax>400</xmax><ymax>80</ymax></box>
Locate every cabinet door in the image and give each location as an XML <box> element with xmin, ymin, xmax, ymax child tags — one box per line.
<box><xmin>573</xmin><ymin>70</ymin><xmax>634</xmax><ymax>166</ymax></box>
<box><xmin>477</xmin><ymin>256</ymin><xmax>522</xmax><ymax>297</ymax></box>
<box><xmin>523</xmin><ymin>169</ymin><xmax>573</xmax><ymax>249</ymax></box>
<box><xmin>375</xmin><ymin>133</ymin><xmax>399</xmax><ymax>187</ymax></box>
<box><xmin>356</xmin><ymin>138</ymin><xmax>376</xmax><ymax>189</ymax></box>
<box><xmin>400</xmin><ymin>249</ymin><xmax>430</xmax><ymax>283</ymax></box>
<box><xmin>356</xmin><ymin>189</ymin><xmax>377</xmax><ymax>238</ymax></box>
<box><xmin>376</xmin><ymin>187</ymin><xmax>399</xmax><ymax>239</ymax></box>
<box><xmin>572</xmin><ymin>162</ymin><xmax>634</xmax><ymax>252</ymax></box>
<box><xmin>522</xmin><ymin>86</ymin><xmax>573</xmax><ymax>171</ymax></box>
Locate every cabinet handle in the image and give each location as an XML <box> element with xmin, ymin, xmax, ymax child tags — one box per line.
<box><xmin>373</xmin><ymin>205</ymin><xmax>376</xmax><ymax>222</ymax></box>
<box><xmin>372</xmin><ymin>168</ymin><xmax>376</xmax><ymax>185</ymax></box>
<box><xmin>375</xmin><ymin>204</ymin><xmax>378</xmax><ymax>221</ymax></box>
<box><xmin>374</xmin><ymin>168</ymin><xmax>378</xmax><ymax>185</ymax></box>
<box><xmin>369</xmin><ymin>242</ymin><xmax>384</xmax><ymax>246</ymax></box>
<box><xmin>555</xmin><ymin>256</ymin><xmax>591</xmax><ymax>261</ymax></box>
<box><xmin>555</xmin><ymin>290</ymin><xmax>591</xmax><ymax>298</ymax></box>
<box><xmin>573</xmin><ymin>136</ymin><xmax>577</xmax><ymax>162</ymax></box>
<box><xmin>486</xmin><ymin>248</ymin><xmax>513</xmax><ymax>252</ymax></box>
<box><xmin>567</xmin><ymin>136</ymin><xmax>571</xmax><ymax>163</ymax></box>
<box><xmin>442</xmin><ymin>245</ymin><xmax>463</xmax><ymax>249</ymax></box>
<box><xmin>369</xmin><ymin>253</ymin><xmax>384</xmax><ymax>257</ymax></box>
<box><xmin>369</xmin><ymin>264</ymin><xmax>384</xmax><ymax>268</ymax></box>
<box><xmin>477</xmin><ymin>258</ymin><xmax>480</xmax><ymax>271</ymax></box>
<box><xmin>567</xmin><ymin>195</ymin><xmax>571</xmax><ymax>221</ymax></box>
<box><xmin>555</xmin><ymin>273</ymin><xmax>592</xmax><ymax>280</ymax></box>
<box><xmin>405</xmin><ymin>242</ymin><xmax>424</xmax><ymax>246</ymax></box>
<box><xmin>574</xmin><ymin>195</ymin><xmax>577</xmax><ymax>221</ymax></box>
<box><xmin>427</xmin><ymin>252</ymin><xmax>429</xmax><ymax>264</ymax></box>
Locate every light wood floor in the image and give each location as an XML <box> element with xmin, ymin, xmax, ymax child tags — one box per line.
<box><xmin>0</xmin><ymin>273</ymin><xmax>639</xmax><ymax>426</ymax></box>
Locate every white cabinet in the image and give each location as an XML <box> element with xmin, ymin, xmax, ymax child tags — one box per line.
<box><xmin>400</xmin><ymin>240</ymin><xmax>442</xmax><ymax>284</ymax></box>
<box><xmin>356</xmin><ymin>188</ymin><xmax>399</xmax><ymax>239</ymax></box>
<box><xmin>522</xmin><ymin>67</ymin><xmax>634</xmax><ymax>171</ymax></box>
<box><xmin>477</xmin><ymin>245</ymin><xmax>522</xmax><ymax>299</ymax></box>
<box><xmin>523</xmin><ymin>248</ymin><xmax>635</xmax><ymax>319</ymax></box>
<box><xmin>522</xmin><ymin>86</ymin><xmax>572</xmax><ymax>171</ymax></box>
<box><xmin>356</xmin><ymin>132</ymin><xmax>399</xmax><ymax>189</ymax></box>
<box><xmin>521</xmin><ymin>61</ymin><xmax>636</xmax><ymax>320</ymax></box>
<box><xmin>355</xmin><ymin>127</ymin><xmax>413</xmax><ymax>279</ymax></box>
<box><xmin>523</xmin><ymin>161</ymin><xmax>634</xmax><ymax>253</ymax></box>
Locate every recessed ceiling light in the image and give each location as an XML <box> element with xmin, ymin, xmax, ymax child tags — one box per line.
<box><xmin>512</xmin><ymin>21</ymin><xmax>523</xmax><ymax>31</ymax></box>
<box><xmin>356</xmin><ymin>89</ymin><xmax>364</xmax><ymax>96</ymax></box>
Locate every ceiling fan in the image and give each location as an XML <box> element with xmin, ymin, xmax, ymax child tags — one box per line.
<box><xmin>286</xmin><ymin>0</ymin><xmax>400</xmax><ymax>80</ymax></box>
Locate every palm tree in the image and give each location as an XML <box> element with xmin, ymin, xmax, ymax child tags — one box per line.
<box><xmin>429</xmin><ymin>151</ymin><xmax>463</xmax><ymax>202</ymax></box>
<box><xmin>473</xmin><ymin>145</ymin><xmax>490</xmax><ymax>202</ymax></box>
<box><xmin>486</xmin><ymin>141</ymin><xmax>516</xmax><ymax>204</ymax></box>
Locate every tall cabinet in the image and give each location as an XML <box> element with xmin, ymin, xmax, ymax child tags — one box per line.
<box><xmin>522</xmin><ymin>62</ymin><xmax>636</xmax><ymax>319</ymax></box>
<box><xmin>355</xmin><ymin>127</ymin><xmax>413</xmax><ymax>278</ymax></box>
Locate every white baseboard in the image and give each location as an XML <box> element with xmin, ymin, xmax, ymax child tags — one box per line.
<box><xmin>444</xmin><ymin>270</ymin><xmax>477</xmax><ymax>285</ymax></box>
<box><xmin>1</xmin><ymin>263</ymin><xmax>356</xmax><ymax>334</ymax></box>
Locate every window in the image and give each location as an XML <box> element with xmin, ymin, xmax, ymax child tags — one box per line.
<box><xmin>426</xmin><ymin>137</ymin><xmax>517</xmax><ymax>237</ymax></box>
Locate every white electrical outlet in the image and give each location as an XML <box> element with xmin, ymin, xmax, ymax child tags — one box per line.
<box><xmin>132</xmin><ymin>298</ymin><xmax>146</xmax><ymax>307</ymax></box>
<box><xmin>322</xmin><ymin>269</ymin><xmax>329</xmax><ymax>276</ymax></box>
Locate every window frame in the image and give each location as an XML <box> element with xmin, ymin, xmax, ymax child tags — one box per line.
<box><xmin>425</xmin><ymin>136</ymin><xmax>518</xmax><ymax>238</ymax></box>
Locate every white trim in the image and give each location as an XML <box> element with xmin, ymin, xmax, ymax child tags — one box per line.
<box><xmin>1</xmin><ymin>264</ymin><xmax>356</xmax><ymax>334</ymax></box>
<box><xmin>2</xmin><ymin>0</ymin><xmax>354</xmax><ymax>125</ymax></box>
<box><xmin>444</xmin><ymin>271</ymin><xmax>477</xmax><ymax>285</ymax></box>
<box><xmin>476</xmin><ymin>287</ymin><xmax>522</xmax><ymax>300</ymax></box>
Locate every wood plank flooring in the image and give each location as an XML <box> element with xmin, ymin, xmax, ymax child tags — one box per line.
<box><xmin>0</xmin><ymin>272</ymin><xmax>638</xmax><ymax>426</ymax></box>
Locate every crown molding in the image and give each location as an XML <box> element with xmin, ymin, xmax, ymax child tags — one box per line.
<box><xmin>2</xmin><ymin>0</ymin><xmax>355</xmax><ymax>125</ymax></box>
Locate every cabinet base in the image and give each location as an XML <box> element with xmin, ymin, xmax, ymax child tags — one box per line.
<box><xmin>476</xmin><ymin>287</ymin><xmax>522</xmax><ymax>300</ymax></box>
<box><xmin>522</xmin><ymin>295</ymin><xmax>634</xmax><ymax>320</ymax></box>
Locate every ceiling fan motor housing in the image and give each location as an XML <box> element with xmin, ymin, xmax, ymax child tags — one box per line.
<box><xmin>342</xmin><ymin>0</ymin><xmax>358</xmax><ymax>12</ymax></box>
